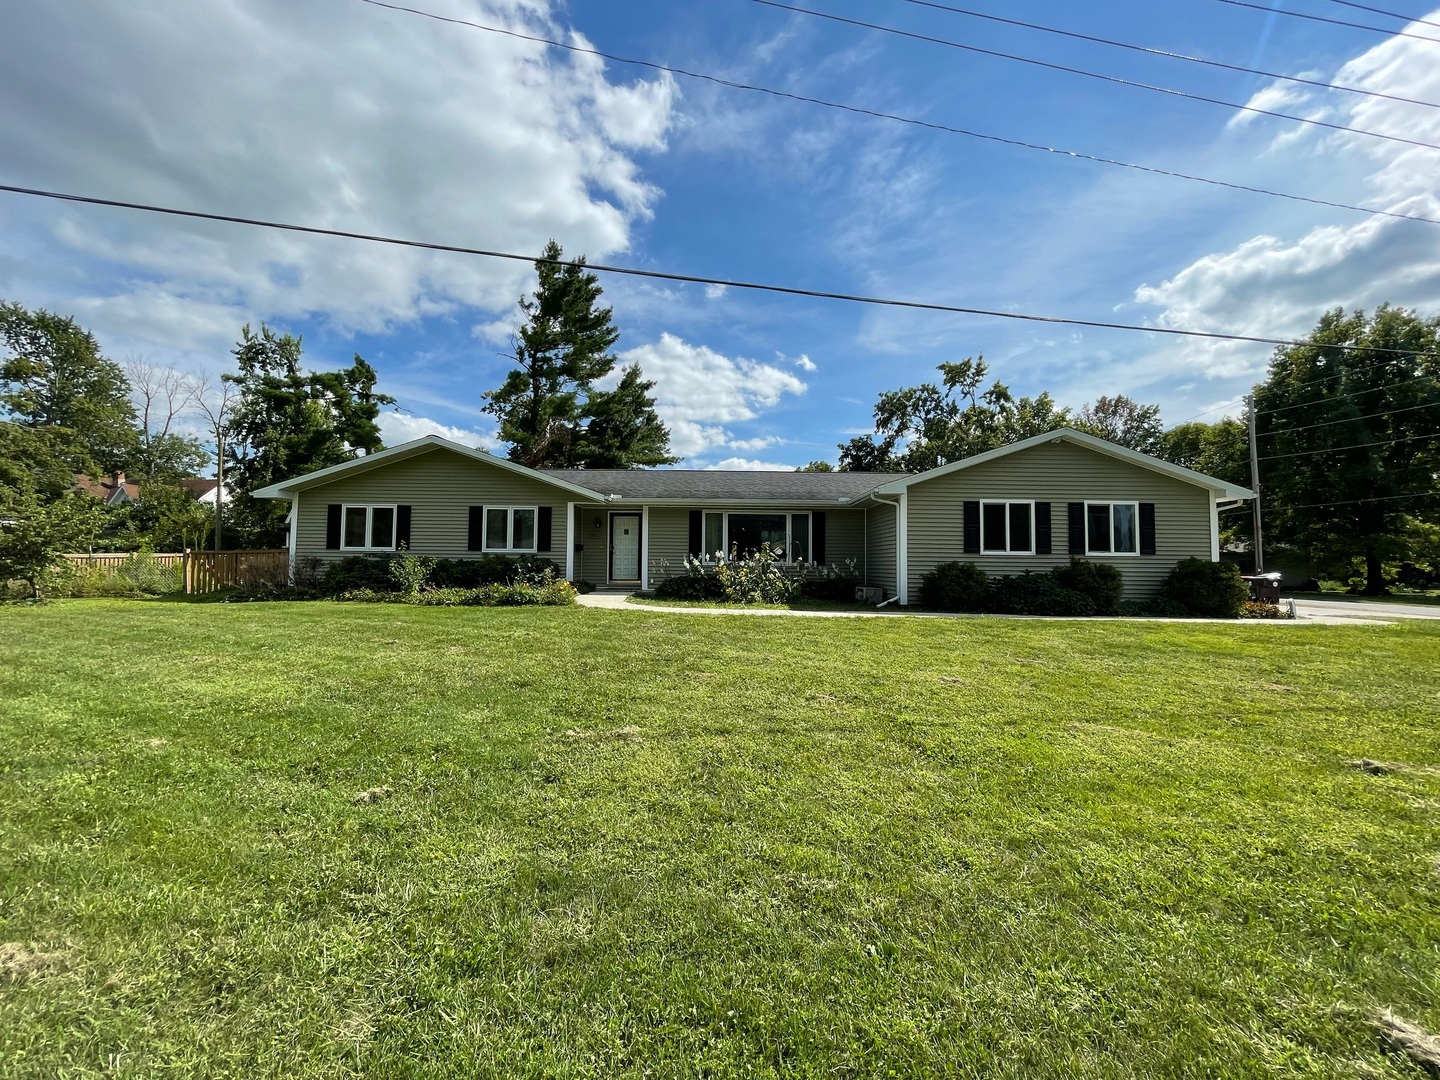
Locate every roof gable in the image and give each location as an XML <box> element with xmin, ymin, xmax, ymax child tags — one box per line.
<box><xmin>873</xmin><ymin>428</ymin><xmax>1254</xmax><ymax>500</ymax></box>
<box><xmin>250</xmin><ymin>436</ymin><xmax>608</xmax><ymax>501</ymax></box>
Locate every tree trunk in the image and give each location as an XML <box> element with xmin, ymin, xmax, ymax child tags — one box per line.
<box><xmin>1363</xmin><ymin>547</ymin><xmax>1388</xmax><ymax>595</ymax></box>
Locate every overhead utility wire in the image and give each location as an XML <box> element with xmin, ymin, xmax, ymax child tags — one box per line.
<box><xmin>1209</xmin><ymin>0</ymin><xmax>1440</xmax><ymax>43</ymax></box>
<box><xmin>13</xmin><ymin>180</ymin><xmax>1440</xmax><ymax>363</ymax></box>
<box><xmin>1258</xmin><ymin>429</ymin><xmax>1440</xmax><ymax>460</ymax></box>
<box><xmin>1266</xmin><ymin>489</ymin><xmax>1436</xmax><ymax>511</ymax></box>
<box><xmin>352</xmin><ymin>0</ymin><xmax>1440</xmax><ymax>229</ymax></box>
<box><xmin>1257</xmin><ymin>400</ymin><xmax>1438</xmax><ymax>435</ymax></box>
<box><xmin>1257</xmin><ymin>375</ymin><xmax>1440</xmax><ymax>414</ymax></box>
<box><xmin>1322</xmin><ymin>0</ymin><xmax>1440</xmax><ymax>30</ymax></box>
<box><xmin>895</xmin><ymin>0</ymin><xmax>1440</xmax><ymax>110</ymax></box>
<box><xmin>755</xmin><ymin>1</ymin><xmax>1440</xmax><ymax>152</ymax></box>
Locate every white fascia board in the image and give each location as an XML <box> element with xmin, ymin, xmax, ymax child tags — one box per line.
<box><xmin>871</xmin><ymin>428</ymin><xmax>1256</xmax><ymax>501</ymax></box>
<box><xmin>250</xmin><ymin>436</ymin><xmax>607</xmax><ymax>502</ymax></box>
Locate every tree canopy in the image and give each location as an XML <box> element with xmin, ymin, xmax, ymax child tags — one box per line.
<box><xmin>483</xmin><ymin>241</ymin><xmax>674</xmax><ymax>469</ymax></box>
<box><xmin>838</xmin><ymin>358</ymin><xmax>1070</xmax><ymax>472</ymax></box>
<box><xmin>1253</xmin><ymin>305</ymin><xmax>1440</xmax><ymax>593</ymax></box>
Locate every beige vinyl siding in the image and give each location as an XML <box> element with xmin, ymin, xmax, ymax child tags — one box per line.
<box><xmin>864</xmin><ymin>501</ymin><xmax>898</xmax><ymax>597</ymax></box>
<box><xmin>293</xmin><ymin>447</ymin><xmax>572</xmax><ymax>568</ymax></box>
<box><xmin>644</xmin><ymin>507</ymin><xmax>868</xmax><ymax>584</ymax></box>
<box><xmin>904</xmin><ymin>440</ymin><xmax>1214</xmax><ymax>601</ymax></box>
<box><xmin>572</xmin><ymin>503</ymin><xmax>610</xmax><ymax>584</ymax></box>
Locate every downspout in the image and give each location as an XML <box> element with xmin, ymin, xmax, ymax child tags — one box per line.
<box><xmin>872</xmin><ymin>492</ymin><xmax>904</xmax><ymax>604</ymax></box>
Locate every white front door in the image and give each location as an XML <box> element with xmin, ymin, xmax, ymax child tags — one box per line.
<box><xmin>610</xmin><ymin>514</ymin><xmax>641</xmax><ymax>581</ymax></box>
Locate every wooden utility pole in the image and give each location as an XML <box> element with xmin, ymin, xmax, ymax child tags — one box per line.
<box><xmin>1247</xmin><ymin>393</ymin><xmax>1264</xmax><ymax>573</ymax></box>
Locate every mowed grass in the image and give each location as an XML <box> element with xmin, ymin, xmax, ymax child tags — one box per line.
<box><xmin>1</xmin><ymin>603</ymin><xmax>1438</xmax><ymax>1079</ymax></box>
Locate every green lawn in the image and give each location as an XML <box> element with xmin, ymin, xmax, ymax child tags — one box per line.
<box><xmin>1</xmin><ymin>602</ymin><xmax>1438</xmax><ymax>1078</ymax></box>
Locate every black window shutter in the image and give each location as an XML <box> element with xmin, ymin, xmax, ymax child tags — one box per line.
<box><xmin>962</xmin><ymin>501</ymin><xmax>981</xmax><ymax>554</ymax></box>
<box><xmin>813</xmin><ymin>512</ymin><xmax>827</xmax><ymax>564</ymax></box>
<box><xmin>1034</xmin><ymin>502</ymin><xmax>1052</xmax><ymax>555</ymax></box>
<box><xmin>1139</xmin><ymin>502</ymin><xmax>1157</xmax><ymax>556</ymax></box>
<box><xmin>467</xmin><ymin>507</ymin><xmax>484</xmax><ymax>551</ymax></box>
<box><xmin>538</xmin><ymin>507</ymin><xmax>553</xmax><ymax>552</ymax></box>
<box><xmin>688</xmin><ymin>510</ymin><xmax>702</xmax><ymax>556</ymax></box>
<box><xmin>326</xmin><ymin>504</ymin><xmax>342</xmax><ymax>549</ymax></box>
<box><xmin>1067</xmin><ymin>503</ymin><xmax>1086</xmax><ymax>554</ymax></box>
<box><xmin>396</xmin><ymin>505</ymin><xmax>412</xmax><ymax>549</ymax></box>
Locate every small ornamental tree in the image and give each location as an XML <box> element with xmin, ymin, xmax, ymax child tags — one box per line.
<box><xmin>0</xmin><ymin>490</ymin><xmax>104</xmax><ymax>600</ymax></box>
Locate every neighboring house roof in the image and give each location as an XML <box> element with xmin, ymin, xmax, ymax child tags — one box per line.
<box><xmin>871</xmin><ymin>428</ymin><xmax>1255</xmax><ymax>501</ymax></box>
<box><xmin>181</xmin><ymin>477</ymin><xmax>219</xmax><ymax>498</ymax></box>
<box><xmin>543</xmin><ymin>468</ymin><xmax>897</xmax><ymax>504</ymax></box>
<box><xmin>73</xmin><ymin>472</ymin><xmax>141</xmax><ymax>505</ymax></box>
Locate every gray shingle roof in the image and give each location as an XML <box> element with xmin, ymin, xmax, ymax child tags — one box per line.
<box><xmin>542</xmin><ymin>468</ymin><xmax>901</xmax><ymax>503</ymax></box>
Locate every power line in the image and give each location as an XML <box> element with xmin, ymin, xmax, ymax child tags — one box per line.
<box><xmin>1267</xmin><ymin>489</ymin><xmax>1434</xmax><ymax>512</ymax></box>
<box><xmin>895</xmin><ymin>0</ymin><xmax>1440</xmax><ymax>110</ymax></box>
<box><xmin>1171</xmin><ymin>397</ymin><xmax>1248</xmax><ymax>424</ymax></box>
<box><xmin>1322</xmin><ymin>0</ymin><xmax>1440</xmax><ymax>30</ymax></box>
<box><xmin>1257</xmin><ymin>400</ymin><xmax>1438</xmax><ymax>436</ymax></box>
<box><xmin>1210</xmin><ymin>0</ymin><xmax>1440</xmax><ymax>43</ymax></box>
<box><xmin>1258</xmin><ymin>429</ymin><xmax>1440</xmax><ymax>460</ymax></box>
<box><xmin>1257</xmin><ymin>374</ymin><xmax>1439</xmax><ymax>415</ymax></box>
<box><xmin>351</xmin><ymin>0</ymin><xmax>1440</xmax><ymax>229</ymax></box>
<box><xmin>14</xmin><ymin>180</ymin><xmax>1440</xmax><ymax>361</ymax></box>
<box><xmin>755</xmin><ymin>0</ymin><xmax>1440</xmax><ymax>152</ymax></box>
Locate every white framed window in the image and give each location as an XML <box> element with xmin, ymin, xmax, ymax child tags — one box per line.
<box><xmin>700</xmin><ymin>511</ymin><xmax>812</xmax><ymax>562</ymax></box>
<box><xmin>341</xmin><ymin>504</ymin><xmax>397</xmax><ymax>551</ymax></box>
<box><xmin>483</xmin><ymin>506</ymin><xmax>538</xmax><ymax>553</ymax></box>
<box><xmin>1086</xmin><ymin>502</ymin><xmax>1139</xmax><ymax>555</ymax></box>
<box><xmin>981</xmin><ymin>501</ymin><xmax>1034</xmax><ymax>554</ymax></box>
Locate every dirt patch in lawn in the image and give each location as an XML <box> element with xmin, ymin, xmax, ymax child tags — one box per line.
<box><xmin>351</xmin><ymin>786</ymin><xmax>395</xmax><ymax>805</ymax></box>
<box><xmin>1371</xmin><ymin>1010</ymin><xmax>1440</xmax><ymax>1075</ymax></box>
<box><xmin>0</xmin><ymin>942</ymin><xmax>67</xmax><ymax>983</ymax></box>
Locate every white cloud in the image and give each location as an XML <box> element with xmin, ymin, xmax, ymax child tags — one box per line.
<box><xmin>727</xmin><ymin>435</ymin><xmax>785</xmax><ymax>452</ymax></box>
<box><xmin>703</xmin><ymin>457</ymin><xmax>796</xmax><ymax>471</ymax></box>
<box><xmin>612</xmin><ymin>332</ymin><xmax>808</xmax><ymax>458</ymax></box>
<box><xmin>377</xmin><ymin>412</ymin><xmax>500</xmax><ymax>452</ymax></box>
<box><xmin>1225</xmin><ymin>79</ymin><xmax>1319</xmax><ymax>131</ymax></box>
<box><xmin>786</xmin><ymin>352</ymin><xmax>818</xmax><ymax>372</ymax></box>
<box><xmin>1134</xmin><ymin>15</ymin><xmax>1440</xmax><ymax>377</ymax></box>
<box><xmin>0</xmin><ymin>0</ymin><xmax>676</xmax><ymax>359</ymax></box>
<box><xmin>704</xmin><ymin>283</ymin><xmax>729</xmax><ymax>300</ymax></box>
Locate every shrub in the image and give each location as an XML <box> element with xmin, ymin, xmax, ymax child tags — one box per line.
<box><xmin>113</xmin><ymin>552</ymin><xmax>183</xmax><ymax>596</ymax></box>
<box><xmin>571</xmin><ymin>579</ymin><xmax>596</xmax><ymax>594</ymax></box>
<box><xmin>654</xmin><ymin>572</ymin><xmax>726</xmax><ymax>601</ymax></box>
<box><xmin>1240</xmin><ymin>600</ymin><xmax>1291</xmax><ymax>619</ymax></box>
<box><xmin>292</xmin><ymin>556</ymin><xmax>327</xmax><ymax>589</ymax></box>
<box><xmin>1160</xmin><ymin>558</ymin><xmax>1250</xmax><ymax>618</ymax></box>
<box><xmin>337</xmin><ymin>580</ymin><xmax>577</xmax><ymax>607</ymax></box>
<box><xmin>388</xmin><ymin>549</ymin><xmax>437</xmax><ymax>596</ymax></box>
<box><xmin>322</xmin><ymin>555</ymin><xmax>397</xmax><ymax>594</ymax></box>
<box><xmin>715</xmin><ymin>547</ymin><xmax>800</xmax><ymax>604</ymax></box>
<box><xmin>988</xmin><ymin>572</ymin><xmax>1096</xmax><ymax>616</ymax></box>
<box><xmin>917</xmin><ymin>561</ymin><xmax>990</xmax><ymax>612</ymax></box>
<box><xmin>1050</xmin><ymin>557</ymin><xmax>1124</xmax><ymax>616</ymax></box>
<box><xmin>1119</xmin><ymin>597</ymin><xmax>1189</xmax><ymax>618</ymax></box>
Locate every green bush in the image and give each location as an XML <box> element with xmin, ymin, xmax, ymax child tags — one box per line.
<box><xmin>917</xmin><ymin>561</ymin><xmax>990</xmax><ymax>612</ymax></box>
<box><xmin>1160</xmin><ymin>558</ymin><xmax>1250</xmax><ymax>618</ymax></box>
<box><xmin>799</xmin><ymin>574</ymin><xmax>860</xmax><ymax>602</ymax></box>
<box><xmin>388</xmin><ymin>550</ymin><xmax>437</xmax><ymax>596</ymax></box>
<box><xmin>1240</xmin><ymin>600</ymin><xmax>1291</xmax><ymax>619</ymax></box>
<box><xmin>716</xmin><ymin>549</ymin><xmax>800</xmax><ymax>604</ymax></box>
<box><xmin>1050</xmin><ymin>558</ymin><xmax>1124</xmax><ymax>616</ymax></box>
<box><xmin>988</xmin><ymin>572</ymin><xmax>1096</xmax><ymax>616</ymax></box>
<box><xmin>654</xmin><ymin>571</ymin><xmax>726</xmax><ymax>601</ymax></box>
<box><xmin>1118</xmin><ymin>597</ymin><xmax>1189</xmax><ymax>618</ymax></box>
<box><xmin>323</xmin><ymin>555</ymin><xmax>397</xmax><ymax>594</ymax></box>
<box><xmin>337</xmin><ymin>580</ymin><xmax>577</xmax><ymax>607</ymax></box>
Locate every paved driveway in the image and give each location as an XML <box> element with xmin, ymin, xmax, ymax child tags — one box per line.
<box><xmin>1290</xmin><ymin>598</ymin><xmax>1440</xmax><ymax>622</ymax></box>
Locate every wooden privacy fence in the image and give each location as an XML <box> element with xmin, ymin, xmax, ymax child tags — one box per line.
<box><xmin>183</xmin><ymin>549</ymin><xmax>289</xmax><ymax>594</ymax></box>
<box><xmin>62</xmin><ymin>549</ymin><xmax>288</xmax><ymax>594</ymax></box>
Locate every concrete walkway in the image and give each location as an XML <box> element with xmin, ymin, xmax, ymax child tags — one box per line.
<box><xmin>577</xmin><ymin>591</ymin><xmax>1431</xmax><ymax>625</ymax></box>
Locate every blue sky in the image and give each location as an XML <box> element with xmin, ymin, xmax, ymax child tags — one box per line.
<box><xmin>2</xmin><ymin>0</ymin><xmax>1438</xmax><ymax>468</ymax></box>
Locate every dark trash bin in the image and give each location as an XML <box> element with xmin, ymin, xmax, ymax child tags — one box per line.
<box><xmin>1241</xmin><ymin>572</ymin><xmax>1282</xmax><ymax>603</ymax></box>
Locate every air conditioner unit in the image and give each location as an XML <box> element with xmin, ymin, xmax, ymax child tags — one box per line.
<box><xmin>856</xmin><ymin>586</ymin><xmax>885</xmax><ymax>605</ymax></box>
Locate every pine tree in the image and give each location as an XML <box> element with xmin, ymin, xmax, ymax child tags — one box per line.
<box><xmin>578</xmin><ymin>365</ymin><xmax>676</xmax><ymax>468</ymax></box>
